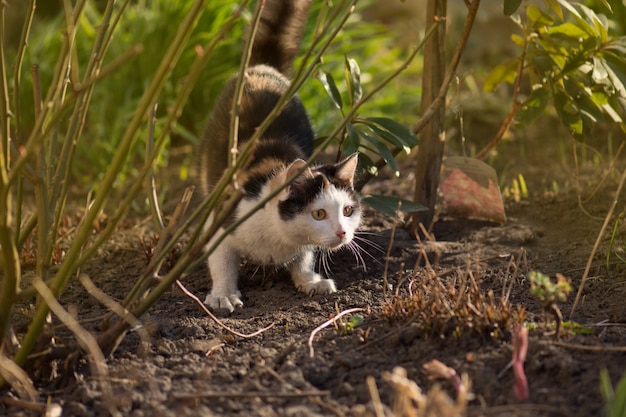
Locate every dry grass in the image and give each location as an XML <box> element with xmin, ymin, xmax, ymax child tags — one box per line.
<box><xmin>382</xmin><ymin>262</ymin><xmax>525</xmax><ymax>340</ymax></box>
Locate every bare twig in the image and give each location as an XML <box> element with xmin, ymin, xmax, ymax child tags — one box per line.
<box><xmin>145</xmin><ymin>100</ymin><xmax>164</xmax><ymax>231</ymax></box>
<box><xmin>308</xmin><ymin>308</ymin><xmax>365</xmax><ymax>358</ymax></box>
<box><xmin>366</xmin><ymin>376</ymin><xmax>386</xmax><ymax>417</ymax></box>
<box><xmin>79</xmin><ymin>274</ymin><xmax>152</xmax><ymax>356</ymax></box>
<box><xmin>0</xmin><ymin>354</ymin><xmax>38</xmax><ymax>401</ymax></box>
<box><xmin>173</xmin><ymin>390</ymin><xmax>330</xmax><ymax>400</ymax></box>
<box><xmin>582</xmin><ymin>140</ymin><xmax>625</xmax><ymax>204</ymax></box>
<box><xmin>549</xmin><ymin>341</ymin><xmax>626</xmax><ymax>352</ymax></box>
<box><xmin>175</xmin><ymin>280</ymin><xmax>275</xmax><ymax>339</ymax></box>
<box><xmin>475</xmin><ymin>30</ymin><xmax>528</xmax><ymax>160</ymax></box>
<box><xmin>32</xmin><ymin>278</ymin><xmax>120</xmax><ymax>417</ymax></box>
<box><xmin>382</xmin><ymin>202</ymin><xmax>401</xmax><ymax>300</ymax></box>
<box><xmin>570</xmin><ymin>165</ymin><xmax>626</xmax><ymax>317</ymax></box>
<box><xmin>228</xmin><ymin>0</ymin><xmax>265</xmax><ymax>170</ymax></box>
<box><xmin>411</xmin><ymin>0</ymin><xmax>481</xmax><ymax>136</ymax></box>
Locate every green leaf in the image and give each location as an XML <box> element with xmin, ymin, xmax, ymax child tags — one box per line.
<box><xmin>553</xmin><ymin>88</ymin><xmax>584</xmax><ymax>138</ymax></box>
<box><xmin>511</xmin><ymin>33</ymin><xmax>525</xmax><ymax>47</ymax></box>
<box><xmin>547</xmin><ymin>0</ymin><xmax>563</xmax><ymax>20</ymax></box>
<box><xmin>361</xmin><ymin>194</ymin><xmax>428</xmax><ymax>219</ymax></box>
<box><xmin>591</xmin><ymin>56</ymin><xmax>609</xmax><ymax>82</ymax></box>
<box><xmin>547</xmin><ymin>23</ymin><xmax>590</xmax><ymax>40</ymax></box>
<box><xmin>516</xmin><ymin>87</ymin><xmax>549</xmax><ymax>126</ymax></box>
<box><xmin>503</xmin><ymin>0</ymin><xmax>522</xmax><ymax>16</ymax></box>
<box><xmin>362</xmin><ymin>133</ymin><xmax>400</xmax><ymax>177</ymax></box>
<box><xmin>557</xmin><ymin>0</ymin><xmax>599</xmax><ymax>39</ymax></box>
<box><xmin>366</xmin><ymin>117</ymin><xmax>418</xmax><ymax>148</ymax></box>
<box><xmin>318</xmin><ymin>71</ymin><xmax>343</xmax><ymax>110</ymax></box>
<box><xmin>578</xmin><ymin>3</ymin><xmax>608</xmax><ymax>43</ymax></box>
<box><xmin>344</xmin><ymin>123</ymin><xmax>361</xmax><ymax>155</ymax></box>
<box><xmin>526</xmin><ymin>4</ymin><xmax>554</xmax><ymax>28</ymax></box>
<box><xmin>344</xmin><ymin>56</ymin><xmax>362</xmax><ymax>106</ymax></box>
<box><xmin>600</xmin><ymin>369</ymin><xmax>615</xmax><ymax>413</ymax></box>
<box><xmin>614</xmin><ymin>371</ymin><xmax>626</xmax><ymax>417</ymax></box>
<box><xmin>484</xmin><ymin>60</ymin><xmax>519</xmax><ymax>92</ymax></box>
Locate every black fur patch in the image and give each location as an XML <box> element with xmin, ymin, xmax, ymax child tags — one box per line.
<box><xmin>243</xmin><ymin>170</ymin><xmax>275</xmax><ymax>199</ymax></box>
<box><xmin>278</xmin><ymin>175</ymin><xmax>325</xmax><ymax>221</ymax></box>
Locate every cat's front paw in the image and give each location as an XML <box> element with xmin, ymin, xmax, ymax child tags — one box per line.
<box><xmin>297</xmin><ymin>278</ymin><xmax>337</xmax><ymax>296</ymax></box>
<box><xmin>204</xmin><ymin>292</ymin><xmax>244</xmax><ymax>313</ymax></box>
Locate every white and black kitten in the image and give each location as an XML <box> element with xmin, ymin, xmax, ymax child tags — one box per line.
<box><xmin>196</xmin><ymin>0</ymin><xmax>361</xmax><ymax>313</ymax></box>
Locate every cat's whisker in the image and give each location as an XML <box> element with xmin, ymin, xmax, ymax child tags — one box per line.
<box><xmin>351</xmin><ymin>239</ymin><xmax>383</xmax><ymax>267</ymax></box>
<box><xmin>353</xmin><ymin>235</ymin><xmax>385</xmax><ymax>254</ymax></box>
<box><xmin>321</xmin><ymin>250</ymin><xmax>333</xmax><ymax>278</ymax></box>
<box><xmin>346</xmin><ymin>241</ymin><xmax>368</xmax><ymax>272</ymax></box>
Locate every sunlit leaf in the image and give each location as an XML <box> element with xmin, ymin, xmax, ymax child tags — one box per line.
<box><xmin>591</xmin><ymin>56</ymin><xmax>609</xmax><ymax>82</ymax></box>
<box><xmin>511</xmin><ymin>33</ymin><xmax>525</xmax><ymax>47</ymax></box>
<box><xmin>362</xmin><ymin>133</ymin><xmax>400</xmax><ymax>177</ymax></box>
<box><xmin>318</xmin><ymin>71</ymin><xmax>343</xmax><ymax>110</ymax></box>
<box><xmin>548</xmin><ymin>23</ymin><xmax>590</xmax><ymax>40</ymax></box>
<box><xmin>344</xmin><ymin>56</ymin><xmax>362</xmax><ymax>106</ymax></box>
<box><xmin>361</xmin><ymin>194</ymin><xmax>428</xmax><ymax>219</ymax></box>
<box><xmin>602</xmin><ymin>59</ymin><xmax>626</xmax><ymax>96</ymax></box>
<box><xmin>526</xmin><ymin>5</ymin><xmax>554</xmax><ymax>28</ymax></box>
<box><xmin>578</xmin><ymin>3</ymin><xmax>609</xmax><ymax>43</ymax></box>
<box><xmin>557</xmin><ymin>0</ymin><xmax>598</xmax><ymax>38</ymax></box>
<box><xmin>547</xmin><ymin>0</ymin><xmax>563</xmax><ymax>20</ymax></box>
<box><xmin>484</xmin><ymin>60</ymin><xmax>519</xmax><ymax>92</ymax></box>
<box><xmin>516</xmin><ymin>87</ymin><xmax>549</xmax><ymax>126</ymax></box>
<box><xmin>366</xmin><ymin>117</ymin><xmax>418</xmax><ymax>147</ymax></box>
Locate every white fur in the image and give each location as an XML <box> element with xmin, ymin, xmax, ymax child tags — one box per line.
<box><xmin>203</xmin><ymin>178</ymin><xmax>360</xmax><ymax>313</ymax></box>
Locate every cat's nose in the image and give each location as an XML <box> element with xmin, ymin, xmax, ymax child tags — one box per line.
<box><xmin>336</xmin><ymin>230</ymin><xmax>346</xmax><ymax>238</ymax></box>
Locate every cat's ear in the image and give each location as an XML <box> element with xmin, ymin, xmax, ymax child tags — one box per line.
<box><xmin>273</xmin><ymin>159</ymin><xmax>313</xmax><ymax>199</ymax></box>
<box><xmin>334</xmin><ymin>153</ymin><xmax>359</xmax><ymax>186</ymax></box>
<box><xmin>285</xmin><ymin>159</ymin><xmax>313</xmax><ymax>183</ymax></box>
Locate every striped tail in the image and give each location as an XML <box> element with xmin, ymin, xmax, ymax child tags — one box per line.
<box><xmin>249</xmin><ymin>0</ymin><xmax>312</xmax><ymax>76</ymax></box>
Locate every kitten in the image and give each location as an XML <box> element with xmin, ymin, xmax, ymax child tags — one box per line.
<box><xmin>195</xmin><ymin>0</ymin><xmax>361</xmax><ymax>313</ymax></box>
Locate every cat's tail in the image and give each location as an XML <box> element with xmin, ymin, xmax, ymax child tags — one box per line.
<box><xmin>249</xmin><ymin>0</ymin><xmax>312</xmax><ymax>76</ymax></box>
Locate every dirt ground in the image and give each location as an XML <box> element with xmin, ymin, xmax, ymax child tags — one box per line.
<box><xmin>3</xmin><ymin>116</ymin><xmax>626</xmax><ymax>417</ymax></box>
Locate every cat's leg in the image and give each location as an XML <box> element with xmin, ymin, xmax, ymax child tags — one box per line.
<box><xmin>289</xmin><ymin>249</ymin><xmax>337</xmax><ymax>295</ymax></box>
<box><xmin>204</xmin><ymin>240</ymin><xmax>243</xmax><ymax>313</ymax></box>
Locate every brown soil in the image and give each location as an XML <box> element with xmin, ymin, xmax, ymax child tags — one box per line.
<box><xmin>3</xmin><ymin>123</ymin><xmax>626</xmax><ymax>417</ymax></box>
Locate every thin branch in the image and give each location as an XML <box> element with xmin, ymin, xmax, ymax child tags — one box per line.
<box><xmin>550</xmin><ymin>341</ymin><xmax>626</xmax><ymax>352</ymax></box>
<box><xmin>228</xmin><ymin>0</ymin><xmax>265</xmax><ymax>170</ymax></box>
<box><xmin>570</xmin><ymin>165</ymin><xmax>626</xmax><ymax>318</ymax></box>
<box><xmin>145</xmin><ymin>101</ymin><xmax>164</xmax><ymax>231</ymax></box>
<box><xmin>174</xmin><ymin>390</ymin><xmax>330</xmax><ymax>400</ymax></box>
<box><xmin>411</xmin><ymin>0</ymin><xmax>481</xmax><ymax>136</ymax></box>
<box><xmin>175</xmin><ymin>280</ymin><xmax>275</xmax><ymax>339</ymax></box>
<box><xmin>79</xmin><ymin>274</ymin><xmax>151</xmax><ymax>356</ymax></box>
<box><xmin>308</xmin><ymin>308</ymin><xmax>366</xmax><ymax>357</ymax></box>
<box><xmin>475</xmin><ymin>30</ymin><xmax>528</xmax><ymax>160</ymax></box>
<box><xmin>32</xmin><ymin>278</ymin><xmax>120</xmax><ymax>417</ymax></box>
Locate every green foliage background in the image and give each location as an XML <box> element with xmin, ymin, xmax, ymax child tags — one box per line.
<box><xmin>8</xmin><ymin>0</ymin><xmax>419</xmax><ymax>186</ymax></box>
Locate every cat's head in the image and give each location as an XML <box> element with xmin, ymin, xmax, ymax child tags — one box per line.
<box><xmin>271</xmin><ymin>154</ymin><xmax>361</xmax><ymax>250</ymax></box>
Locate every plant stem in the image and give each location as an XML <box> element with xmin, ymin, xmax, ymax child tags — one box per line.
<box><xmin>228</xmin><ymin>0</ymin><xmax>264</xmax><ymax>170</ymax></box>
<box><xmin>0</xmin><ymin>0</ymin><xmax>21</xmax><ymax>355</ymax></box>
<box><xmin>13</xmin><ymin>0</ymin><xmax>211</xmax><ymax>368</ymax></box>
<box><xmin>570</xmin><ymin>165</ymin><xmax>626</xmax><ymax>318</ymax></box>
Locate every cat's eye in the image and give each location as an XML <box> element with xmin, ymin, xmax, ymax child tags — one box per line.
<box><xmin>343</xmin><ymin>205</ymin><xmax>354</xmax><ymax>217</ymax></box>
<box><xmin>312</xmin><ymin>209</ymin><xmax>326</xmax><ymax>220</ymax></box>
